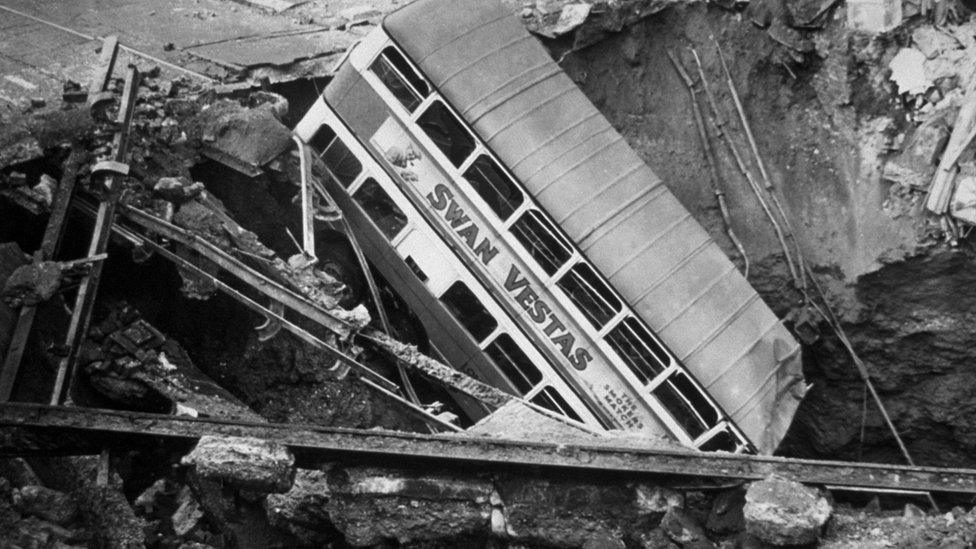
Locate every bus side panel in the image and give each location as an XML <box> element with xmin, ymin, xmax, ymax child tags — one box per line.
<box><xmin>329</xmin><ymin>181</ymin><xmax>502</xmax><ymax>421</ymax></box>
<box><xmin>326</xmin><ymin>62</ymin><xmax>389</xmax><ymax>143</ymax></box>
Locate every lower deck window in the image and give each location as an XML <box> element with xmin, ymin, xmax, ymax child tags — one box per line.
<box><xmin>440</xmin><ymin>281</ymin><xmax>497</xmax><ymax>343</ymax></box>
<box><xmin>557</xmin><ymin>263</ymin><xmax>620</xmax><ymax>330</ymax></box>
<box><xmin>605</xmin><ymin>317</ymin><xmax>670</xmax><ymax>385</ymax></box>
<box><xmin>353</xmin><ymin>178</ymin><xmax>407</xmax><ymax>239</ymax></box>
<box><xmin>485</xmin><ymin>333</ymin><xmax>542</xmax><ymax>395</ymax></box>
<box><xmin>531</xmin><ymin>386</ymin><xmax>582</xmax><ymax>422</ymax></box>
<box><xmin>698</xmin><ymin>428</ymin><xmax>738</xmax><ymax>452</ymax></box>
<box><xmin>652</xmin><ymin>371</ymin><xmax>719</xmax><ymax>439</ymax></box>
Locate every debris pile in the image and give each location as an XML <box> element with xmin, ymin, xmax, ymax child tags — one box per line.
<box><xmin>4</xmin><ymin>0</ymin><xmax>976</xmax><ymax>546</ymax></box>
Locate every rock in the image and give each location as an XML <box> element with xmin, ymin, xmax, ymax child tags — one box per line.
<box><xmin>1</xmin><ymin>260</ymin><xmax>63</xmax><ymax>307</ymax></box>
<box><xmin>0</xmin><ymin>458</ymin><xmax>43</xmax><ymax>488</ymax></box>
<box><xmin>182</xmin><ymin>436</ymin><xmax>295</xmax><ymax>493</ymax></box>
<box><xmin>904</xmin><ymin>502</ymin><xmax>927</xmax><ymax>518</ymax></box>
<box><xmin>707</xmin><ymin>488</ymin><xmax>745</xmax><ymax>535</ymax></box>
<box><xmin>743</xmin><ymin>475</ymin><xmax>831</xmax><ymax>546</ymax></box>
<box><xmin>889</xmin><ymin>48</ymin><xmax>932</xmax><ymax>95</ymax></box>
<box><xmin>846</xmin><ymin>0</ymin><xmax>901</xmax><ymax>33</ymax></box>
<box><xmin>635</xmin><ymin>485</ymin><xmax>684</xmax><ymax>515</ymax></box>
<box><xmin>582</xmin><ymin>533</ymin><xmax>626</xmax><ymax>549</ymax></box>
<box><xmin>883</xmin><ymin>108</ymin><xmax>951</xmax><ymax>189</ymax></box>
<box><xmin>638</xmin><ymin>527</ymin><xmax>678</xmax><ymax>549</ymax></box>
<box><xmin>913</xmin><ymin>25</ymin><xmax>961</xmax><ymax>60</ymax></box>
<box><xmin>154</xmin><ymin>176</ymin><xmax>204</xmax><ymax>202</ymax></box>
<box><xmin>660</xmin><ymin>507</ymin><xmax>708</xmax><ymax>545</ymax></box>
<box><xmin>171</xmin><ymin>486</ymin><xmax>203</xmax><ymax>536</ymax></box>
<box><xmin>11</xmin><ymin>485</ymin><xmax>79</xmax><ymax>526</ymax></box>
<box><xmin>134</xmin><ymin>478</ymin><xmax>175</xmax><ymax>515</ymax></box>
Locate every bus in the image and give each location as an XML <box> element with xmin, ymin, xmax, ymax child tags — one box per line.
<box><xmin>294</xmin><ymin>0</ymin><xmax>807</xmax><ymax>454</ymax></box>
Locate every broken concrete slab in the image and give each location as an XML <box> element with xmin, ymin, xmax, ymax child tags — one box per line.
<box><xmin>846</xmin><ymin>0</ymin><xmax>901</xmax><ymax>33</ymax></box>
<box><xmin>229</xmin><ymin>0</ymin><xmax>309</xmax><ymax>14</ymax></box>
<box><xmin>182</xmin><ymin>435</ymin><xmax>296</xmax><ymax>493</ymax></box>
<box><xmin>889</xmin><ymin>48</ymin><xmax>931</xmax><ymax>95</ymax></box>
<box><xmin>743</xmin><ymin>475</ymin><xmax>831</xmax><ymax>546</ymax></box>
<box><xmin>186</xmin><ymin>100</ymin><xmax>294</xmax><ymax>176</ymax></box>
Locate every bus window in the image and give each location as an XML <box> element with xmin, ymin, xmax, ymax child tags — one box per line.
<box><xmin>370</xmin><ymin>47</ymin><xmax>429</xmax><ymax>112</ymax></box>
<box><xmin>417</xmin><ymin>100</ymin><xmax>475</xmax><ymax>167</ymax></box>
<box><xmin>698</xmin><ymin>427</ymin><xmax>738</xmax><ymax>452</ymax></box>
<box><xmin>605</xmin><ymin>317</ymin><xmax>670</xmax><ymax>385</ymax></box>
<box><xmin>531</xmin><ymin>386</ymin><xmax>582</xmax><ymax>422</ymax></box>
<box><xmin>652</xmin><ymin>370</ymin><xmax>719</xmax><ymax>439</ymax></box>
<box><xmin>309</xmin><ymin>125</ymin><xmax>362</xmax><ymax>187</ymax></box>
<box><xmin>510</xmin><ymin>210</ymin><xmax>572</xmax><ymax>276</ymax></box>
<box><xmin>463</xmin><ymin>155</ymin><xmax>523</xmax><ymax>221</ymax></box>
<box><xmin>485</xmin><ymin>333</ymin><xmax>542</xmax><ymax>395</ymax></box>
<box><xmin>557</xmin><ymin>263</ymin><xmax>620</xmax><ymax>330</ymax></box>
<box><xmin>353</xmin><ymin>178</ymin><xmax>407</xmax><ymax>239</ymax></box>
<box><xmin>440</xmin><ymin>281</ymin><xmax>497</xmax><ymax>343</ymax></box>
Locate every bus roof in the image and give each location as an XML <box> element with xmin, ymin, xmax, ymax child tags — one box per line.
<box><xmin>383</xmin><ymin>0</ymin><xmax>805</xmax><ymax>452</ymax></box>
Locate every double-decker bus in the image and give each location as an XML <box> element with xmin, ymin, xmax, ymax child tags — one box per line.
<box><xmin>294</xmin><ymin>0</ymin><xmax>807</xmax><ymax>453</ymax></box>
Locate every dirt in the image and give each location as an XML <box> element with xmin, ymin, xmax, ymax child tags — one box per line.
<box><xmin>558</xmin><ymin>2</ymin><xmax>976</xmax><ymax>468</ymax></box>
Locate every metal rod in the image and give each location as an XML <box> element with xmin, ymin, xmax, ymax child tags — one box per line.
<box><xmin>714</xmin><ymin>40</ymin><xmax>806</xmax><ymax>291</ymax></box>
<box><xmin>667</xmin><ymin>50</ymin><xmax>750</xmax><ymax>278</ymax></box>
<box><xmin>690</xmin><ymin>48</ymin><xmax>798</xmax><ymax>285</ymax></box>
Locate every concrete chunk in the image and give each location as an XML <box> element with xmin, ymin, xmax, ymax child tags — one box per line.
<box><xmin>744</xmin><ymin>475</ymin><xmax>831</xmax><ymax>546</ymax></box>
<box><xmin>182</xmin><ymin>436</ymin><xmax>295</xmax><ymax>493</ymax></box>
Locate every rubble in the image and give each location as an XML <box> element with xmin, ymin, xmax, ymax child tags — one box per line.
<box><xmin>4</xmin><ymin>0</ymin><xmax>976</xmax><ymax>546</ymax></box>
<box><xmin>11</xmin><ymin>485</ymin><xmax>79</xmax><ymax>526</ymax></box>
<box><xmin>743</xmin><ymin>474</ymin><xmax>832</xmax><ymax>546</ymax></box>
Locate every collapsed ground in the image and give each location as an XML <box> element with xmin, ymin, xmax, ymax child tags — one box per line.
<box><xmin>3</xmin><ymin>0</ymin><xmax>976</xmax><ymax>546</ymax></box>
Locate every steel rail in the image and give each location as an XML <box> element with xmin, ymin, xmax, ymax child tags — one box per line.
<box><xmin>3</xmin><ymin>403</ymin><xmax>976</xmax><ymax>494</ymax></box>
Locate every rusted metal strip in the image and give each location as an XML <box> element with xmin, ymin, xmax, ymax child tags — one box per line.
<box><xmin>3</xmin><ymin>403</ymin><xmax>976</xmax><ymax>494</ymax></box>
<box><xmin>50</xmin><ymin>66</ymin><xmax>140</xmax><ymax>405</ymax></box>
<box><xmin>120</xmin><ymin>205</ymin><xmax>358</xmax><ymax>338</ymax></box>
<box><xmin>87</xmin><ymin>36</ymin><xmax>119</xmax><ymax>102</ymax></box>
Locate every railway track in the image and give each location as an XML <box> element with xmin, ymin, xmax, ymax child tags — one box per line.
<box><xmin>3</xmin><ymin>402</ymin><xmax>976</xmax><ymax>494</ymax></box>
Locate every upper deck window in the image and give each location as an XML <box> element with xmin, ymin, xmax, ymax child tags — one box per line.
<box><xmin>440</xmin><ymin>281</ymin><xmax>497</xmax><ymax>343</ymax></box>
<box><xmin>557</xmin><ymin>263</ymin><xmax>621</xmax><ymax>330</ymax></box>
<box><xmin>309</xmin><ymin>125</ymin><xmax>362</xmax><ymax>188</ymax></box>
<box><xmin>652</xmin><ymin>371</ymin><xmax>719</xmax><ymax>439</ymax></box>
<box><xmin>353</xmin><ymin>178</ymin><xmax>407</xmax><ymax>239</ymax></box>
<box><xmin>370</xmin><ymin>47</ymin><xmax>429</xmax><ymax>112</ymax></box>
<box><xmin>485</xmin><ymin>333</ymin><xmax>542</xmax><ymax>395</ymax></box>
<box><xmin>605</xmin><ymin>317</ymin><xmax>670</xmax><ymax>385</ymax></box>
<box><xmin>510</xmin><ymin>210</ymin><xmax>572</xmax><ymax>276</ymax></box>
<box><xmin>531</xmin><ymin>386</ymin><xmax>582</xmax><ymax>422</ymax></box>
<box><xmin>417</xmin><ymin>100</ymin><xmax>475</xmax><ymax>167</ymax></box>
<box><xmin>463</xmin><ymin>155</ymin><xmax>523</xmax><ymax>221</ymax></box>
